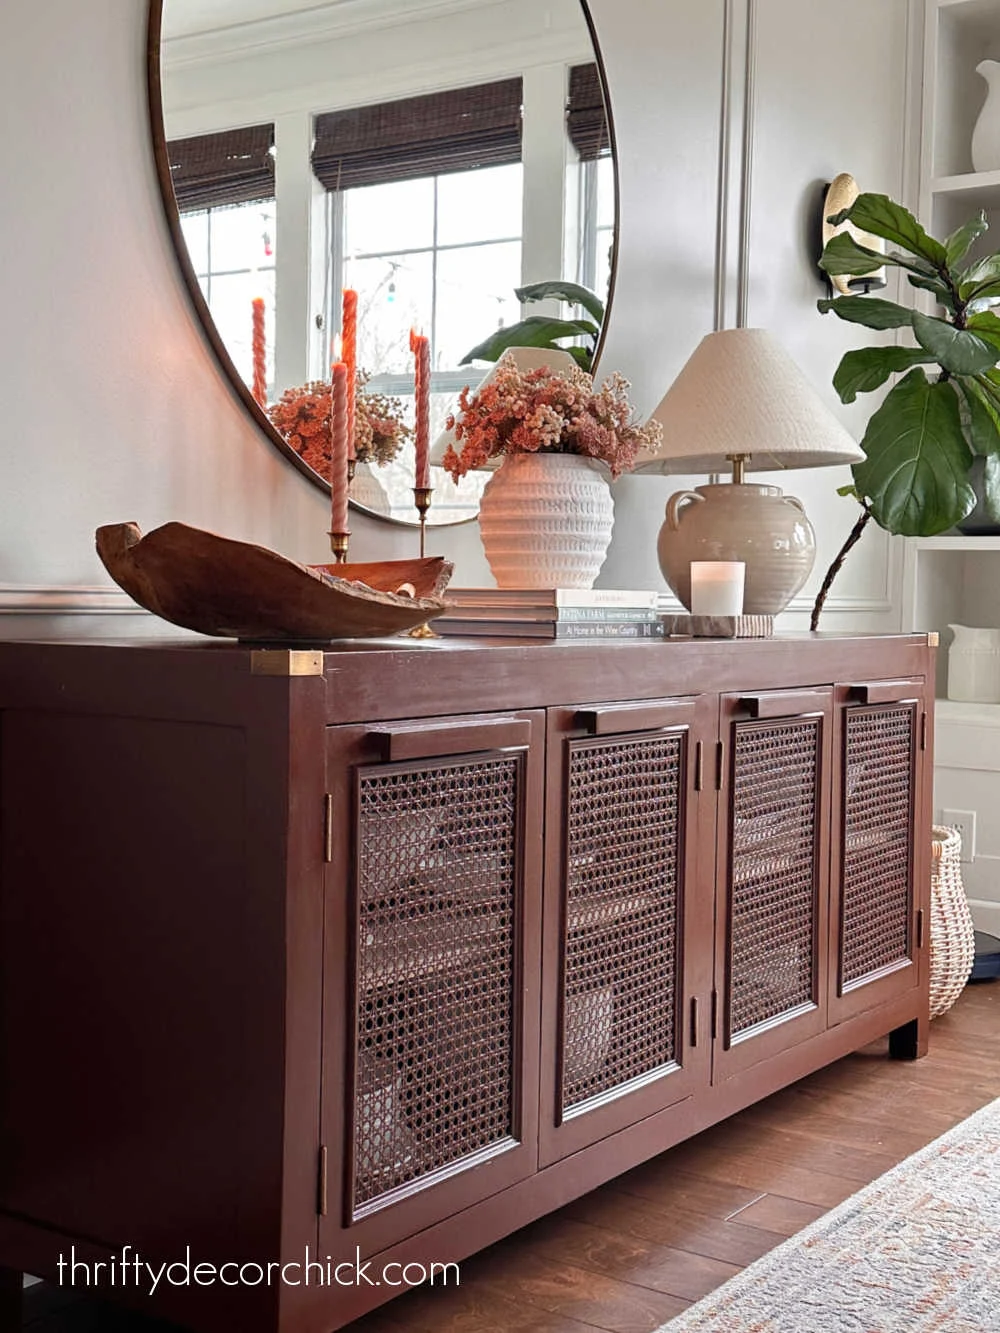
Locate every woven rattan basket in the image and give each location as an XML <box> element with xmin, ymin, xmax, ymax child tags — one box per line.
<box><xmin>929</xmin><ymin>824</ymin><xmax>976</xmax><ymax>1019</ymax></box>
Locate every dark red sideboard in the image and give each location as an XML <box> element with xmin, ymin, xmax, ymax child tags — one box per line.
<box><xmin>0</xmin><ymin>632</ymin><xmax>934</xmax><ymax>1332</ymax></box>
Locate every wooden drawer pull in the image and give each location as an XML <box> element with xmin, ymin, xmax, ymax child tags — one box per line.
<box><xmin>848</xmin><ymin>680</ymin><xmax>918</xmax><ymax>704</ymax></box>
<box><xmin>368</xmin><ymin>716</ymin><xmax>531</xmax><ymax>761</ymax></box>
<box><xmin>738</xmin><ymin>689</ymin><xmax>829</xmax><ymax>719</ymax></box>
<box><xmin>576</xmin><ymin>699</ymin><xmax>696</xmax><ymax>734</ymax></box>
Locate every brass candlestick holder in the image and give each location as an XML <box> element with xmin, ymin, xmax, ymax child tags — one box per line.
<box><xmin>328</xmin><ymin>461</ymin><xmax>356</xmax><ymax>564</ymax></box>
<box><xmin>328</xmin><ymin>530</ymin><xmax>350</xmax><ymax>564</ymax></box>
<box><xmin>413</xmin><ymin>485</ymin><xmax>433</xmax><ymax>557</ymax></box>
<box><xmin>408</xmin><ymin>485</ymin><xmax>437</xmax><ymax>638</ymax></box>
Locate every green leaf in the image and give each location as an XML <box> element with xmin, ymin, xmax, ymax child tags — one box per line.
<box><xmin>459</xmin><ymin>316</ymin><xmax>597</xmax><ymax>366</ymax></box>
<box><xmin>955</xmin><ymin>379</ymin><xmax>1000</xmax><ymax>455</ymax></box>
<box><xmin>816</xmin><ymin>295</ymin><xmax>913</xmax><ymax>330</ymax></box>
<box><xmin>967</xmin><ymin>309</ymin><xmax>1000</xmax><ymax>354</ymax></box>
<box><xmin>973</xmin><ymin>371</ymin><xmax>1000</xmax><ymax>424</ymax></box>
<box><xmin>831</xmin><ymin>193</ymin><xmax>948</xmax><ymax>268</ymax></box>
<box><xmin>959</xmin><ymin>254</ymin><xmax>1000</xmax><ymax>288</ymax></box>
<box><xmin>912</xmin><ymin>312</ymin><xmax>999</xmax><ymax>374</ymax></box>
<box><xmin>818</xmin><ymin>232</ymin><xmax>886</xmax><ymax>277</ymax></box>
<box><xmin>852</xmin><ymin>370</ymin><xmax>975</xmax><ymax>535</ymax></box>
<box><xmin>945</xmin><ymin>213</ymin><xmax>989</xmax><ymax>267</ymax></box>
<box><xmin>515</xmin><ymin>281</ymin><xmax>605</xmax><ymax>324</ymax></box>
<box><xmin>832</xmin><ymin>346</ymin><xmax>936</xmax><ymax>404</ymax></box>
<box><xmin>906</xmin><ymin>272</ymin><xmax>957</xmax><ymax>314</ymax></box>
<box><xmin>837</xmin><ymin>483</ymin><xmax>861</xmax><ymax>499</ymax></box>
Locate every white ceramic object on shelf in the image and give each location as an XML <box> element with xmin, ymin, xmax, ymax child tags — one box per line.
<box><xmin>947</xmin><ymin>624</ymin><xmax>1000</xmax><ymax>703</ymax></box>
<box><xmin>972</xmin><ymin>60</ymin><xmax>1000</xmax><ymax>173</ymax></box>
<box><xmin>477</xmin><ymin>452</ymin><xmax>614</xmax><ymax>589</ymax></box>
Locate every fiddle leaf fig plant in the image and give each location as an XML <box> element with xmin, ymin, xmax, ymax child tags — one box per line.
<box><xmin>811</xmin><ymin>193</ymin><xmax>1000</xmax><ymax>628</ymax></box>
<box><xmin>460</xmin><ymin>280</ymin><xmax>604</xmax><ymax>370</ymax></box>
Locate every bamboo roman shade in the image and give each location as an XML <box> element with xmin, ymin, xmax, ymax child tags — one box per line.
<box><xmin>311</xmin><ymin>78</ymin><xmax>523</xmax><ymax>192</ymax></box>
<box><xmin>567</xmin><ymin>64</ymin><xmax>611</xmax><ymax>161</ymax></box>
<box><xmin>167</xmin><ymin>124</ymin><xmax>275</xmax><ymax>212</ymax></box>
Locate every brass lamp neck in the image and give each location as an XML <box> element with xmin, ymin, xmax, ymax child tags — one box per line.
<box><xmin>727</xmin><ymin>453</ymin><xmax>750</xmax><ymax>484</ymax></box>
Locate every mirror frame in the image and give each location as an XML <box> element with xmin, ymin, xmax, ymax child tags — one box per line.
<box><xmin>145</xmin><ymin>0</ymin><xmax>619</xmax><ymax>523</ymax></box>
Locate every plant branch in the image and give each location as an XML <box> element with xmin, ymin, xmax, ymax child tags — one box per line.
<box><xmin>810</xmin><ymin>502</ymin><xmax>873</xmax><ymax>631</ymax></box>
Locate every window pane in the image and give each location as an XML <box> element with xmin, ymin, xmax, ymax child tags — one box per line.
<box><xmin>437</xmin><ymin>164</ymin><xmax>523</xmax><ymax>246</ymax></box>
<box><xmin>208</xmin><ymin>201</ymin><xmax>275</xmax><ymax>273</ymax></box>
<box><xmin>346</xmin><ymin>251</ymin><xmax>434</xmax><ymax>375</ymax></box>
<box><xmin>595</xmin><ymin>226</ymin><xmax>614</xmax><ymax>307</ymax></box>
<box><xmin>180</xmin><ymin>210</ymin><xmax>209</xmax><ymax>274</ymax></box>
<box><xmin>207</xmin><ymin>271</ymin><xmax>275</xmax><ymax>393</ymax></box>
<box><xmin>434</xmin><ymin>242</ymin><xmax>522</xmax><ymax>370</ymax></box>
<box><xmin>595</xmin><ymin>155</ymin><xmax>614</xmax><ymax>228</ymax></box>
<box><xmin>344</xmin><ymin>179</ymin><xmax>435</xmax><ymax>257</ymax></box>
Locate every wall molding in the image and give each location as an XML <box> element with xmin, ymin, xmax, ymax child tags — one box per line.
<box><xmin>0</xmin><ymin>585</ymin><xmax>142</xmax><ymax>615</ymax></box>
<box><xmin>735</xmin><ymin>0</ymin><xmax>756</xmax><ymax>329</ymax></box>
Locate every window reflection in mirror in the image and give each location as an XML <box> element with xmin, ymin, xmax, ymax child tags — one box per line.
<box><xmin>156</xmin><ymin>0</ymin><xmax>614</xmax><ymax>526</ymax></box>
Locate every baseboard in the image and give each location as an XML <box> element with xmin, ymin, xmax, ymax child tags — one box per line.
<box><xmin>0</xmin><ymin>585</ymin><xmax>139</xmax><ymax>614</ymax></box>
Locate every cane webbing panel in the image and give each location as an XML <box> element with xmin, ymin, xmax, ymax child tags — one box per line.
<box><xmin>561</xmin><ymin>732</ymin><xmax>683</xmax><ymax>1112</ymax></box>
<box><xmin>352</xmin><ymin>754</ymin><xmax>519</xmax><ymax>1213</ymax></box>
<box><xmin>729</xmin><ymin>718</ymin><xmax>820</xmax><ymax>1037</ymax></box>
<box><xmin>841</xmin><ymin>704</ymin><xmax>915</xmax><ymax>987</ymax></box>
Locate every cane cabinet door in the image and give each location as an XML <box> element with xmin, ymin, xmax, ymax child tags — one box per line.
<box><xmin>714</xmin><ymin>689</ymin><xmax>833</xmax><ymax>1081</ymax></box>
<box><xmin>829</xmin><ymin>679</ymin><xmax>927</xmax><ymax>1023</ymax></box>
<box><xmin>320</xmin><ymin>711</ymin><xmax>544</xmax><ymax>1258</ymax></box>
<box><xmin>539</xmin><ymin>696</ymin><xmax>716</xmax><ymax>1167</ymax></box>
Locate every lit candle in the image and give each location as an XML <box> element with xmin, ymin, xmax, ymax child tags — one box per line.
<box><xmin>689</xmin><ymin>561</ymin><xmax>746</xmax><ymax>617</ymax></box>
<box><xmin>341</xmin><ymin>289</ymin><xmax>358</xmax><ymax>460</ymax></box>
<box><xmin>410</xmin><ymin>329</ymin><xmax>431</xmax><ymax>488</ymax></box>
<box><xmin>330</xmin><ymin>361</ymin><xmax>350</xmax><ymax>535</ymax></box>
<box><xmin>251</xmin><ymin>297</ymin><xmax>266</xmax><ymax>406</ymax></box>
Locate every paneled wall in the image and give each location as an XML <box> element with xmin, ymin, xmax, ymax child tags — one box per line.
<box><xmin>0</xmin><ymin>0</ymin><xmax>917</xmax><ymax>636</ymax></box>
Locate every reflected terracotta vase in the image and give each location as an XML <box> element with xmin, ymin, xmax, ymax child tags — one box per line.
<box><xmin>478</xmin><ymin>452</ymin><xmax>614</xmax><ymax>589</ymax></box>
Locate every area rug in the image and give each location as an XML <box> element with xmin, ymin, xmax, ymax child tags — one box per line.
<box><xmin>658</xmin><ymin>1095</ymin><xmax>1000</xmax><ymax>1332</ymax></box>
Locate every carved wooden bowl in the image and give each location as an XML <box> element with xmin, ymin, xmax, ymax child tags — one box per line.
<box><xmin>96</xmin><ymin>521</ymin><xmax>453</xmax><ymax>641</ymax></box>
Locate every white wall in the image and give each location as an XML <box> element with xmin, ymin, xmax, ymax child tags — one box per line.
<box><xmin>0</xmin><ymin>0</ymin><xmax>917</xmax><ymax>637</ymax></box>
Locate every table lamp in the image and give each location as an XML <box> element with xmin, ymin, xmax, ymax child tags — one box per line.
<box><xmin>637</xmin><ymin>328</ymin><xmax>865</xmax><ymax>615</ymax></box>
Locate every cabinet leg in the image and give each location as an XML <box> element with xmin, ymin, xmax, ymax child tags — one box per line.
<box><xmin>0</xmin><ymin>1268</ymin><xmax>22</xmax><ymax>1333</ymax></box>
<box><xmin>889</xmin><ymin>1014</ymin><xmax>929</xmax><ymax>1060</ymax></box>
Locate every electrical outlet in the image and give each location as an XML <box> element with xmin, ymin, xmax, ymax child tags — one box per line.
<box><xmin>941</xmin><ymin>808</ymin><xmax>976</xmax><ymax>862</ymax></box>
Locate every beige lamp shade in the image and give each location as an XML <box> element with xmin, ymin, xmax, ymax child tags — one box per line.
<box><xmin>429</xmin><ymin>345</ymin><xmax>581</xmax><ymax>470</ymax></box>
<box><xmin>635</xmin><ymin>327</ymin><xmax>865</xmax><ymax>474</ymax></box>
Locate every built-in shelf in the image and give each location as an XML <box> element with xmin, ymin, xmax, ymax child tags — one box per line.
<box><xmin>936</xmin><ymin>698</ymin><xmax>1000</xmax><ymax>725</ymax></box>
<box><xmin>932</xmin><ymin>168</ymin><xmax>1000</xmax><ymax>197</ymax></box>
<box><xmin>908</xmin><ymin>535</ymin><xmax>1000</xmax><ymax>552</ymax></box>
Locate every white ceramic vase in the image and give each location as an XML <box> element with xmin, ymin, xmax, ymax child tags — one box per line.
<box><xmin>972</xmin><ymin>60</ymin><xmax>1000</xmax><ymax>173</ymax></box>
<box><xmin>478</xmin><ymin>452</ymin><xmax>614</xmax><ymax>589</ymax></box>
<box><xmin>947</xmin><ymin>624</ymin><xmax>1000</xmax><ymax>703</ymax></box>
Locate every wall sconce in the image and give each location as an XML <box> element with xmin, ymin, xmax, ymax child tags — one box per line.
<box><xmin>820</xmin><ymin>173</ymin><xmax>887</xmax><ymax>295</ymax></box>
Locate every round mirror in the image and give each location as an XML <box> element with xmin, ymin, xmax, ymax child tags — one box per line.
<box><xmin>148</xmin><ymin>0</ymin><xmax>616</xmax><ymax>525</ymax></box>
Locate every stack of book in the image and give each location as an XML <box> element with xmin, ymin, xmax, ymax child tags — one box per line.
<box><xmin>435</xmin><ymin>588</ymin><xmax>665</xmax><ymax>639</ymax></box>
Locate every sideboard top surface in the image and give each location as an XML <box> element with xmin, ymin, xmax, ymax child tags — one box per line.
<box><xmin>0</xmin><ymin>632</ymin><xmax>936</xmax><ymax>727</ymax></box>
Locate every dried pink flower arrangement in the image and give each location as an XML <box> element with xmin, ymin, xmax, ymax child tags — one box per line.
<box><xmin>442</xmin><ymin>361</ymin><xmax>662</xmax><ymax>482</ymax></box>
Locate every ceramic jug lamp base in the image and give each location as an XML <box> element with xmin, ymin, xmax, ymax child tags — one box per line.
<box><xmin>657</xmin><ymin>482</ymin><xmax>816</xmax><ymax>616</ymax></box>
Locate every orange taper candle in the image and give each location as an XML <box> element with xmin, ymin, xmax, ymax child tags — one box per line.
<box><xmin>330</xmin><ymin>361</ymin><xmax>350</xmax><ymax>535</ymax></box>
<box><xmin>341</xmin><ymin>288</ymin><xmax>358</xmax><ymax>460</ymax></box>
<box><xmin>410</xmin><ymin>329</ymin><xmax>431</xmax><ymax>488</ymax></box>
<box><xmin>251</xmin><ymin>297</ymin><xmax>266</xmax><ymax>406</ymax></box>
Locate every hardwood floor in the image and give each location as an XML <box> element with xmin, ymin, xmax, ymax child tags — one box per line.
<box><xmin>19</xmin><ymin>983</ymin><xmax>1000</xmax><ymax>1332</ymax></box>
